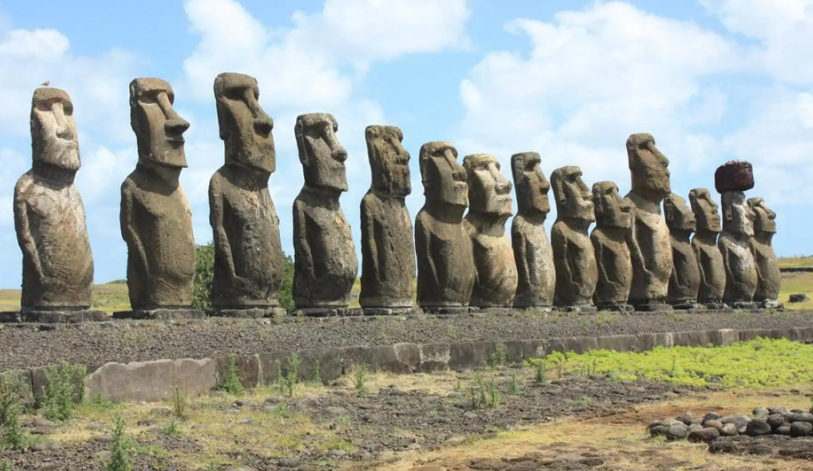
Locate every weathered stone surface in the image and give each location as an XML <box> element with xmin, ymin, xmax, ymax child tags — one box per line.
<box><xmin>550</xmin><ymin>166</ymin><xmax>597</xmax><ymax>308</ymax></box>
<box><xmin>21</xmin><ymin>310</ymin><xmax>107</xmax><ymax>323</ymax></box>
<box><xmin>208</xmin><ymin>308</ymin><xmax>286</xmax><ymax>318</ymax></box>
<box><xmin>719</xmin><ymin>190</ymin><xmax>758</xmax><ymax>305</ymax></box>
<box><xmin>715</xmin><ymin>160</ymin><xmax>754</xmax><ymax>193</ymax></box>
<box><xmin>689</xmin><ymin>188</ymin><xmax>726</xmax><ymax>307</ymax></box>
<box><xmin>590</xmin><ymin>181</ymin><xmax>633</xmax><ymax>310</ymax></box>
<box><xmin>463</xmin><ymin>154</ymin><xmax>517</xmax><ymax>307</ymax></box>
<box><xmin>790</xmin><ymin>294</ymin><xmax>809</xmax><ymax>303</ymax></box>
<box><xmin>359</xmin><ymin>125</ymin><xmax>415</xmax><ymax>309</ymax></box>
<box><xmin>510</xmin><ymin>152</ymin><xmax>555</xmax><ymax>308</ymax></box>
<box><xmin>625</xmin><ymin>133</ymin><xmax>673</xmax><ymax>310</ymax></box>
<box><xmin>664</xmin><ymin>194</ymin><xmax>700</xmax><ymax>308</ymax></box>
<box><xmin>415</xmin><ymin>142</ymin><xmax>475</xmax><ymax>309</ymax></box>
<box><xmin>112</xmin><ymin>309</ymin><xmax>204</xmax><ymax>320</ymax></box>
<box><xmin>748</xmin><ymin>197</ymin><xmax>781</xmax><ymax>307</ymax></box>
<box><xmin>85</xmin><ymin>358</ymin><xmax>217</xmax><ymax>403</ymax></box>
<box><xmin>215</xmin><ymin>354</ymin><xmax>260</xmax><ymax>389</ymax></box>
<box><xmin>122</xmin><ymin>78</ymin><xmax>196</xmax><ymax>310</ymax></box>
<box><xmin>15</xmin><ymin>87</ymin><xmax>94</xmax><ymax>311</ymax></box>
<box><xmin>292</xmin><ymin>113</ymin><xmax>357</xmax><ymax>311</ymax></box>
<box><xmin>209</xmin><ymin>73</ymin><xmax>284</xmax><ymax>311</ymax></box>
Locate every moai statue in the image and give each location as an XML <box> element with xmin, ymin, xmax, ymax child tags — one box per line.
<box><xmin>664</xmin><ymin>193</ymin><xmax>701</xmax><ymax>309</ymax></box>
<box><xmin>748</xmin><ymin>197</ymin><xmax>782</xmax><ymax>309</ymax></box>
<box><xmin>359</xmin><ymin>125</ymin><xmax>418</xmax><ymax>315</ymax></box>
<box><xmin>550</xmin><ymin>166</ymin><xmax>597</xmax><ymax>312</ymax></box>
<box><xmin>716</xmin><ymin>160</ymin><xmax>758</xmax><ymax>309</ymax></box>
<box><xmin>688</xmin><ymin>188</ymin><xmax>727</xmax><ymax>309</ymax></box>
<box><xmin>625</xmin><ymin>133</ymin><xmax>673</xmax><ymax>311</ymax></box>
<box><xmin>415</xmin><ymin>142</ymin><xmax>475</xmax><ymax>313</ymax></box>
<box><xmin>12</xmin><ymin>87</ymin><xmax>104</xmax><ymax>323</ymax></box>
<box><xmin>292</xmin><ymin>113</ymin><xmax>358</xmax><ymax>316</ymax></box>
<box><xmin>510</xmin><ymin>152</ymin><xmax>555</xmax><ymax>310</ymax></box>
<box><xmin>119</xmin><ymin>78</ymin><xmax>199</xmax><ymax>319</ymax></box>
<box><xmin>463</xmin><ymin>154</ymin><xmax>518</xmax><ymax>309</ymax></box>
<box><xmin>209</xmin><ymin>73</ymin><xmax>285</xmax><ymax>317</ymax></box>
<box><xmin>590</xmin><ymin>181</ymin><xmax>633</xmax><ymax>312</ymax></box>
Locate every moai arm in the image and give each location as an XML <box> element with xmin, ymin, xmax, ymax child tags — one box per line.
<box><xmin>120</xmin><ymin>181</ymin><xmax>149</xmax><ymax>279</ymax></box>
<box><xmin>559</xmin><ymin>234</ymin><xmax>575</xmax><ymax>287</ymax></box>
<box><xmin>360</xmin><ymin>199</ymin><xmax>380</xmax><ymax>282</ymax></box>
<box><xmin>627</xmin><ymin>220</ymin><xmax>652</xmax><ymax>282</ymax></box>
<box><xmin>13</xmin><ymin>186</ymin><xmax>44</xmax><ymax>281</ymax></box>
<box><xmin>415</xmin><ymin>217</ymin><xmax>439</xmax><ymax>289</ymax></box>
<box><xmin>293</xmin><ymin>201</ymin><xmax>315</xmax><ymax>282</ymax></box>
<box><xmin>512</xmin><ymin>225</ymin><xmax>531</xmax><ymax>288</ymax></box>
<box><xmin>695</xmin><ymin>245</ymin><xmax>708</xmax><ymax>291</ymax></box>
<box><xmin>209</xmin><ymin>182</ymin><xmax>238</xmax><ymax>283</ymax></box>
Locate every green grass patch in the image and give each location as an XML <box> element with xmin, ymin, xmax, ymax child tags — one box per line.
<box><xmin>778</xmin><ymin>256</ymin><xmax>813</xmax><ymax>269</ymax></box>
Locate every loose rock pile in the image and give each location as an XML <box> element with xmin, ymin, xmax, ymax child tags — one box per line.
<box><xmin>649</xmin><ymin>407</ymin><xmax>813</xmax><ymax>444</ymax></box>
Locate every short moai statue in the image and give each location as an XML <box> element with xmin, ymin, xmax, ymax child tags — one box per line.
<box><xmin>590</xmin><ymin>181</ymin><xmax>633</xmax><ymax>312</ymax></box>
<box><xmin>415</xmin><ymin>142</ymin><xmax>475</xmax><ymax>313</ymax></box>
<box><xmin>209</xmin><ymin>73</ymin><xmax>285</xmax><ymax>317</ymax></box>
<box><xmin>550</xmin><ymin>166</ymin><xmax>598</xmax><ymax>312</ymax></box>
<box><xmin>463</xmin><ymin>154</ymin><xmax>518</xmax><ymax>309</ymax></box>
<box><xmin>664</xmin><ymin>193</ymin><xmax>701</xmax><ymax>310</ymax></box>
<box><xmin>292</xmin><ymin>113</ymin><xmax>358</xmax><ymax>316</ymax></box>
<box><xmin>119</xmin><ymin>78</ymin><xmax>200</xmax><ymax>320</ymax></box>
<box><xmin>748</xmin><ymin>197</ymin><xmax>782</xmax><ymax>309</ymax></box>
<box><xmin>359</xmin><ymin>125</ymin><xmax>418</xmax><ymax>315</ymax></box>
<box><xmin>13</xmin><ymin>87</ymin><xmax>105</xmax><ymax>323</ymax></box>
<box><xmin>688</xmin><ymin>188</ymin><xmax>727</xmax><ymax>309</ymax></box>
<box><xmin>625</xmin><ymin>133</ymin><xmax>673</xmax><ymax>311</ymax></box>
<box><xmin>716</xmin><ymin>160</ymin><xmax>758</xmax><ymax>309</ymax></box>
<box><xmin>510</xmin><ymin>152</ymin><xmax>555</xmax><ymax>310</ymax></box>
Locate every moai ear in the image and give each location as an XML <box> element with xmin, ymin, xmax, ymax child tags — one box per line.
<box><xmin>723</xmin><ymin>205</ymin><xmax>733</xmax><ymax>221</ymax></box>
<box><xmin>294</xmin><ymin>119</ymin><xmax>309</xmax><ymax>165</ymax></box>
<box><xmin>664</xmin><ymin>199</ymin><xmax>674</xmax><ymax>220</ymax></box>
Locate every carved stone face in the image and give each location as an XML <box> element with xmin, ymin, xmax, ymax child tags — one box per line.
<box><xmin>295</xmin><ymin>113</ymin><xmax>348</xmax><ymax>192</ymax></box>
<box><xmin>130</xmin><ymin>78</ymin><xmax>190</xmax><ymax>168</ymax></box>
<box><xmin>551</xmin><ymin>166</ymin><xmax>594</xmax><ymax>223</ymax></box>
<box><xmin>664</xmin><ymin>193</ymin><xmax>697</xmax><ymax>232</ymax></box>
<box><xmin>419</xmin><ymin>141</ymin><xmax>468</xmax><ymax>207</ymax></box>
<box><xmin>592</xmin><ymin>181</ymin><xmax>632</xmax><ymax>228</ymax></box>
<box><xmin>688</xmin><ymin>188</ymin><xmax>722</xmax><ymax>233</ymax></box>
<box><xmin>748</xmin><ymin>197</ymin><xmax>777</xmax><ymax>234</ymax></box>
<box><xmin>627</xmin><ymin>133</ymin><xmax>671</xmax><ymax>200</ymax></box>
<box><xmin>511</xmin><ymin>152</ymin><xmax>550</xmax><ymax>217</ymax></box>
<box><xmin>366</xmin><ymin>125</ymin><xmax>411</xmax><ymax>197</ymax></box>
<box><xmin>721</xmin><ymin>191</ymin><xmax>755</xmax><ymax>236</ymax></box>
<box><xmin>463</xmin><ymin>154</ymin><xmax>512</xmax><ymax>216</ymax></box>
<box><xmin>31</xmin><ymin>88</ymin><xmax>80</xmax><ymax>172</ymax></box>
<box><xmin>215</xmin><ymin>73</ymin><xmax>275</xmax><ymax>174</ymax></box>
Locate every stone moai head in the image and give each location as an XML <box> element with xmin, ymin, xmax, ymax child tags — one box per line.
<box><xmin>31</xmin><ymin>87</ymin><xmax>80</xmax><ymax>173</ymax></box>
<box><xmin>463</xmin><ymin>153</ymin><xmax>513</xmax><ymax>216</ymax></box>
<box><xmin>295</xmin><ymin>113</ymin><xmax>348</xmax><ymax>192</ymax></box>
<box><xmin>366</xmin><ymin>125</ymin><xmax>411</xmax><ymax>198</ymax></box>
<box><xmin>721</xmin><ymin>191</ymin><xmax>755</xmax><ymax>236</ymax></box>
<box><xmin>688</xmin><ymin>188</ymin><xmax>722</xmax><ymax>233</ymax></box>
<box><xmin>551</xmin><ymin>166</ymin><xmax>594</xmax><ymax>223</ymax></box>
<box><xmin>627</xmin><ymin>133</ymin><xmax>671</xmax><ymax>200</ymax></box>
<box><xmin>214</xmin><ymin>73</ymin><xmax>275</xmax><ymax>174</ymax></box>
<box><xmin>592</xmin><ymin>181</ymin><xmax>632</xmax><ymax>228</ymax></box>
<box><xmin>419</xmin><ymin>141</ymin><xmax>468</xmax><ymax>207</ymax></box>
<box><xmin>511</xmin><ymin>152</ymin><xmax>550</xmax><ymax>217</ymax></box>
<box><xmin>664</xmin><ymin>193</ymin><xmax>696</xmax><ymax>233</ymax></box>
<box><xmin>747</xmin><ymin>197</ymin><xmax>777</xmax><ymax>235</ymax></box>
<box><xmin>129</xmin><ymin>78</ymin><xmax>190</xmax><ymax>168</ymax></box>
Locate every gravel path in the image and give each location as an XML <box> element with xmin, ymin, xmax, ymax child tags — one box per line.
<box><xmin>1</xmin><ymin>309</ymin><xmax>811</xmax><ymax>371</ymax></box>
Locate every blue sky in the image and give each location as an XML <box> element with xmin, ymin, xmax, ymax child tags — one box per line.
<box><xmin>0</xmin><ymin>0</ymin><xmax>811</xmax><ymax>287</ymax></box>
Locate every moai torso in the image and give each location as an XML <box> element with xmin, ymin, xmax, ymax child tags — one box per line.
<box><xmin>748</xmin><ymin>197</ymin><xmax>780</xmax><ymax>303</ymax></box>
<box><xmin>719</xmin><ymin>232</ymin><xmax>757</xmax><ymax>302</ymax></box>
<box><xmin>512</xmin><ymin>215</ymin><xmax>555</xmax><ymax>307</ymax></box>
<box><xmin>692</xmin><ymin>234</ymin><xmax>726</xmax><ymax>303</ymax></box>
<box><xmin>466</xmin><ymin>219</ymin><xmax>517</xmax><ymax>307</ymax></box>
<box><xmin>627</xmin><ymin>193</ymin><xmax>672</xmax><ymax>303</ymax></box>
<box><xmin>590</xmin><ymin>181</ymin><xmax>633</xmax><ymax>307</ymax></box>
<box><xmin>665</xmin><ymin>194</ymin><xmax>700</xmax><ymax>305</ymax></box>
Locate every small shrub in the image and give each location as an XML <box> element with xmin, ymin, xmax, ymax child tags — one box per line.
<box><xmin>488</xmin><ymin>344</ymin><xmax>507</xmax><ymax>368</ymax></box>
<box><xmin>310</xmin><ymin>360</ymin><xmax>322</xmax><ymax>385</ymax></box>
<box><xmin>172</xmin><ymin>387</ymin><xmax>187</xmax><ymax>419</ymax></box>
<box><xmin>160</xmin><ymin>419</ymin><xmax>182</xmax><ymax>438</ymax></box>
<box><xmin>0</xmin><ymin>373</ymin><xmax>27</xmax><ymax>423</ymax></box>
<box><xmin>466</xmin><ymin>370</ymin><xmax>502</xmax><ymax>410</ymax></box>
<box><xmin>508</xmin><ymin>371</ymin><xmax>522</xmax><ymax>395</ymax></box>
<box><xmin>192</xmin><ymin>242</ymin><xmax>214</xmax><ymax>312</ymax></box>
<box><xmin>352</xmin><ymin>364</ymin><xmax>369</xmax><ymax>394</ymax></box>
<box><xmin>532</xmin><ymin>360</ymin><xmax>547</xmax><ymax>384</ymax></box>
<box><xmin>0</xmin><ymin>459</ymin><xmax>11</xmax><ymax>471</ymax></box>
<box><xmin>42</xmin><ymin>360</ymin><xmax>86</xmax><ymax>422</ymax></box>
<box><xmin>1</xmin><ymin>403</ymin><xmax>29</xmax><ymax>451</ymax></box>
<box><xmin>276</xmin><ymin>353</ymin><xmax>300</xmax><ymax>398</ymax></box>
<box><xmin>107</xmin><ymin>415</ymin><xmax>132</xmax><ymax>471</ymax></box>
<box><xmin>217</xmin><ymin>354</ymin><xmax>245</xmax><ymax>395</ymax></box>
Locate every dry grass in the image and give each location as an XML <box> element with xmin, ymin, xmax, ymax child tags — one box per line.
<box><xmin>780</xmin><ymin>272</ymin><xmax>813</xmax><ymax>309</ymax></box>
<box><xmin>778</xmin><ymin>256</ymin><xmax>813</xmax><ymax>269</ymax></box>
<box><xmin>0</xmin><ymin>282</ymin><xmax>129</xmax><ymax>313</ymax></box>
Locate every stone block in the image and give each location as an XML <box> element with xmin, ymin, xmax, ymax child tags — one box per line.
<box><xmin>448</xmin><ymin>341</ymin><xmax>494</xmax><ymax>370</ymax></box>
<box><xmin>258</xmin><ymin>347</ymin><xmax>343</xmax><ymax>385</ymax></box>
<box><xmin>597</xmin><ymin>335</ymin><xmax>637</xmax><ymax>352</ymax></box>
<box><xmin>112</xmin><ymin>309</ymin><xmax>205</xmax><ymax>320</ymax></box>
<box><xmin>215</xmin><ymin>354</ymin><xmax>260</xmax><ymax>389</ymax></box>
<box><xmin>85</xmin><ymin>358</ymin><xmax>217</xmax><ymax>403</ymax></box>
<box><xmin>21</xmin><ymin>310</ymin><xmax>108</xmax><ymax>323</ymax></box>
<box><xmin>563</xmin><ymin>336</ymin><xmax>598</xmax><ymax>354</ymax></box>
<box><xmin>418</xmin><ymin>343</ymin><xmax>452</xmax><ymax>372</ymax></box>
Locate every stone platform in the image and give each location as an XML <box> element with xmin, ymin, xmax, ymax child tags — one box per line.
<box><xmin>112</xmin><ymin>309</ymin><xmax>206</xmax><ymax>320</ymax></box>
<box><xmin>0</xmin><ymin>309</ymin><xmax>108</xmax><ymax>323</ymax></box>
<box><xmin>208</xmin><ymin>307</ymin><xmax>287</xmax><ymax>318</ymax></box>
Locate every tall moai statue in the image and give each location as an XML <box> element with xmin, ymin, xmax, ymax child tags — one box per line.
<box><xmin>625</xmin><ymin>133</ymin><xmax>673</xmax><ymax>311</ymax></box>
<box><xmin>415</xmin><ymin>142</ymin><xmax>475</xmax><ymax>313</ymax></box>
<box><xmin>664</xmin><ymin>193</ymin><xmax>701</xmax><ymax>309</ymax></box>
<box><xmin>689</xmin><ymin>188</ymin><xmax>727</xmax><ymax>309</ymax></box>
<box><xmin>209</xmin><ymin>73</ymin><xmax>285</xmax><ymax>317</ymax></box>
<box><xmin>550</xmin><ymin>166</ymin><xmax>597</xmax><ymax>312</ymax></box>
<box><xmin>748</xmin><ymin>197</ymin><xmax>781</xmax><ymax>308</ymax></box>
<box><xmin>359</xmin><ymin>125</ymin><xmax>418</xmax><ymax>315</ymax></box>
<box><xmin>119</xmin><ymin>78</ymin><xmax>199</xmax><ymax>319</ymax></box>
<box><xmin>510</xmin><ymin>152</ymin><xmax>555</xmax><ymax>310</ymax></box>
<box><xmin>292</xmin><ymin>113</ymin><xmax>358</xmax><ymax>316</ymax></box>
<box><xmin>716</xmin><ymin>160</ymin><xmax>758</xmax><ymax>309</ymax></box>
<box><xmin>13</xmin><ymin>87</ymin><xmax>105</xmax><ymax>322</ymax></box>
<box><xmin>463</xmin><ymin>154</ymin><xmax>518</xmax><ymax>308</ymax></box>
<box><xmin>590</xmin><ymin>181</ymin><xmax>633</xmax><ymax>312</ymax></box>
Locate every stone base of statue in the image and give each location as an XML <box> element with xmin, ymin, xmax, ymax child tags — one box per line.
<box><xmin>558</xmin><ymin>304</ymin><xmax>597</xmax><ymax>314</ymax></box>
<box><xmin>113</xmin><ymin>309</ymin><xmax>206</xmax><ymax>320</ymax></box>
<box><xmin>760</xmin><ymin>300</ymin><xmax>784</xmax><ymax>310</ymax></box>
<box><xmin>669</xmin><ymin>300</ymin><xmax>704</xmax><ymax>311</ymax></box>
<box><xmin>2</xmin><ymin>309</ymin><xmax>108</xmax><ymax>323</ymax></box>
<box><xmin>362</xmin><ymin>307</ymin><xmax>423</xmax><ymax>317</ymax></box>
<box><xmin>729</xmin><ymin>301</ymin><xmax>758</xmax><ymax>310</ymax></box>
<box><xmin>630</xmin><ymin>301</ymin><xmax>673</xmax><ymax>312</ymax></box>
<box><xmin>703</xmin><ymin>301</ymin><xmax>730</xmax><ymax>311</ymax></box>
<box><xmin>293</xmin><ymin>307</ymin><xmax>363</xmax><ymax>318</ymax></box>
<box><xmin>595</xmin><ymin>303</ymin><xmax>633</xmax><ymax>313</ymax></box>
<box><xmin>209</xmin><ymin>308</ymin><xmax>287</xmax><ymax>318</ymax></box>
<box><xmin>514</xmin><ymin>305</ymin><xmax>554</xmax><ymax>313</ymax></box>
<box><xmin>421</xmin><ymin>306</ymin><xmax>472</xmax><ymax>315</ymax></box>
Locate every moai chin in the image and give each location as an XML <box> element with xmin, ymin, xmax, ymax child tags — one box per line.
<box><xmin>209</xmin><ymin>73</ymin><xmax>285</xmax><ymax>317</ymax></box>
<box><xmin>664</xmin><ymin>193</ymin><xmax>701</xmax><ymax>309</ymax></box>
<box><xmin>292</xmin><ymin>113</ymin><xmax>358</xmax><ymax>315</ymax></box>
<box><xmin>688</xmin><ymin>188</ymin><xmax>727</xmax><ymax>309</ymax></box>
<box><xmin>550</xmin><ymin>166</ymin><xmax>598</xmax><ymax>312</ymax></box>
<box><xmin>624</xmin><ymin>133</ymin><xmax>673</xmax><ymax>311</ymax></box>
<box><xmin>748</xmin><ymin>197</ymin><xmax>781</xmax><ymax>309</ymax></box>
<box><xmin>13</xmin><ymin>87</ymin><xmax>103</xmax><ymax>322</ymax></box>
<box><xmin>119</xmin><ymin>78</ymin><xmax>198</xmax><ymax>318</ymax></box>
<box><xmin>463</xmin><ymin>154</ymin><xmax>518</xmax><ymax>309</ymax></box>
<box><xmin>414</xmin><ymin>141</ymin><xmax>475</xmax><ymax>313</ymax></box>
<box><xmin>359</xmin><ymin>125</ymin><xmax>417</xmax><ymax>314</ymax></box>
<box><xmin>590</xmin><ymin>181</ymin><xmax>633</xmax><ymax>312</ymax></box>
<box><xmin>510</xmin><ymin>152</ymin><xmax>555</xmax><ymax>310</ymax></box>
